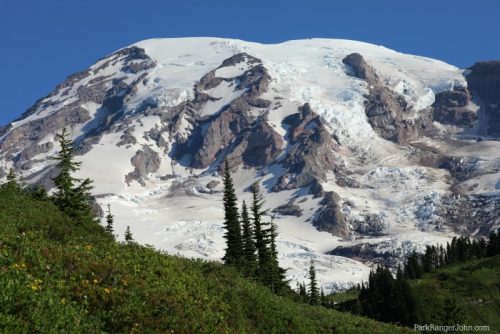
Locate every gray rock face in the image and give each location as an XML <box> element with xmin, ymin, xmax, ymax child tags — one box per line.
<box><xmin>182</xmin><ymin>54</ymin><xmax>276</xmax><ymax>169</ymax></box>
<box><xmin>274</xmin><ymin>103</ymin><xmax>337</xmax><ymax>191</ymax></box>
<box><xmin>226</xmin><ymin>120</ymin><xmax>284</xmax><ymax>168</ymax></box>
<box><xmin>272</xmin><ymin>202</ymin><xmax>303</xmax><ymax>217</ymax></box>
<box><xmin>328</xmin><ymin>242</ymin><xmax>400</xmax><ymax>267</ymax></box>
<box><xmin>125</xmin><ymin>145</ymin><xmax>161</xmax><ymax>186</ymax></box>
<box><xmin>312</xmin><ymin>191</ymin><xmax>349</xmax><ymax>239</ymax></box>
<box><xmin>466</xmin><ymin>61</ymin><xmax>500</xmax><ymax>137</ymax></box>
<box><xmin>432</xmin><ymin>87</ymin><xmax>477</xmax><ymax>126</ymax></box>
<box><xmin>0</xmin><ymin>46</ymin><xmax>155</xmax><ymax>171</ymax></box>
<box><xmin>342</xmin><ymin>53</ymin><xmax>433</xmax><ymax>143</ymax></box>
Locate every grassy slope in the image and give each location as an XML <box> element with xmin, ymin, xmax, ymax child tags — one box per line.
<box><xmin>329</xmin><ymin>255</ymin><xmax>500</xmax><ymax>332</ymax></box>
<box><xmin>411</xmin><ymin>256</ymin><xmax>500</xmax><ymax>333</ymax></box>
<box><xmin>0</xmin><ymin>188</ymin><xmax>409</xmax><ymax>334</ymax></box>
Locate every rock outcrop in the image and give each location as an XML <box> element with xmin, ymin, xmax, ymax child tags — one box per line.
<box><xmin>342</xmin><ymin>53</ymin><xmax>433</xmax><ymax>143</ymax></box>
<box><xmin>125</xmin><ymin>145</ymin><xmax>161</xmax><ymax>186</ymax></box>
<box><xmin>432</xmin><ymin>87</ymin><xmax>477</xmax><ymax>126</ymax></box>
<box><xmin>273</xmin><ymin>103</ymin><xmax>338</xmax><ymax>191</ymax></box>
<box><xmin>312</xmin><ymin>191</ymin><xmax>349</xmax><ymax>239</ymax></box>
<box><xmin>466</xmin><ymin>61</ymin><xmax>500</xmax><ymax>137</ymax></box>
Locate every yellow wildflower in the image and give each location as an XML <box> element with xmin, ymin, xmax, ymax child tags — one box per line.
<box><xmin>30</xmin><ymin>279</ymin><xmax>42</xmax><ymax>292</ymax></box>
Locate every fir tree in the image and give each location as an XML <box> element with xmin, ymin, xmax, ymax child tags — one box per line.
<box><xmin>124</xmin><ymin>226</ymin><xmax>133</xmax><ymax>242</ymax></box>
<box><xmin>28</xmin><ymin>184</ymin><xmax>49</xmax><ymax>201</ymax></box>
<box><xmin>5</xmin><ymin>168</ymin><xmax>19</xmax><ymax>191</ymax></box>
<box><xmin>105</xmin><ymin>204</ymin><xmax>114</xmax><ymax>235</ymax></box>
<box><xmin>298</xmin><ymin>282</ymin><xmax>308</xmax><ymax>303</ymax></box>
<box><xmin>263</xmin><ymin>222</ymin><xmax>287</xmax><ymax>293</ymax></box>
<box><xmin>241</xmin><ymin>201</ymin><xmax>257</xmax><ymax>277</ymax></box>
<box><xmin>308</xmin><ymin>260</ymin><xmax>320</xmax><ymax>305</ymax></box>
<box><xmin>51</xmin><ymin>128</ymin><xmax>94</xmax><ymax>222</ymax></box>
<box><xmin>487</xmin><ymin>231</ymin><xmax>500</xmax><ymax>256</ymax></box>
<box><xmin>221</xmin><ymin>161</ymin><xmax>243</xmax><ymax>268</ymax></box>
<box><xmin>404</xmin><ymin>251</ymin><xmax>423</xmax><ymax>279</ymax></box>
<box><xmin>250</xmin><ymin>181</ymin><xmax>269</xmax><ymax>279</ymax></box>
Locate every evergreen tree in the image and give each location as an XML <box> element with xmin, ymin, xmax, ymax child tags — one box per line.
<box><xmin>298</xmin><ymin>282</ymin><xmax>308</xmax><ymax>303</ymax></box>
<box><xmin>4</xmin><ymin>168</ymin><xmax>20</xmax><ymax>191</ymax></box>
<box><xmin>262</xmin><ymin>222</ymin><xmax>287</xmax><ymax>293</ymax></box>
<box><xmin>124</xmin><ymin>226</ymin><xmax>133</xmax><ymax>242</ymax></box>
<box><xmin>51</xmin><ymin>128</ymin><xmax>94</xmax><ymax>222</ymax></box>
<box><xmin>241</xmin><ymin>201</ymin><xmax>257</xmax><ymax>277</ymax></box>
<box><xmin>251</xmin><ymin>181</ymin><xmax>270</xmax><ymax>278</ymax></box>
<box><xmin>105</xmin><ymin>204</ymin><xmax>114</xmax><ymax>235</ymax></box>
<box><xmin>487</xmin><ymin>231</ymin><xmax>500</xmax><ymax>257</ymax></box>
<box><xmin>404</xmin><ymin>251</ymin><xmax>423</xmax><ymax>279</ymax></box>
<box><xmin>221</xmin><ymin>161</ymin><xmax>243</xmax><ymax>268</ymax></box>
<box><xmin>28</xmin><ymin>184</ymin><xmax>49</xmax><ymax>201</ymax></box>
<box><xmin>308</xmin><ymin>260</ymin><xmax>320</xmax><ymax>305</ymax></box>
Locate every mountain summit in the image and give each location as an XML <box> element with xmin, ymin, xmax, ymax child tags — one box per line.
<box><xmin>1</xmin><ymin>38</ymin><xmax>499</xmax><ymax>291</ymax></box>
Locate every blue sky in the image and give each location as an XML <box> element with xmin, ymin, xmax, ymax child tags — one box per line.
<box><xmin>1</xmin><ymin>0</ymin><xmax>499</xmax><ymax>125</ymax></box>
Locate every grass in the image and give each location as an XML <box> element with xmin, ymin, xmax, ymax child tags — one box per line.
<box><xmin>0</xmin><ymin>188</ymin><xmax>410</xmax><ymax>333</ymax></box>
<box><xmin>411</xmin><ymin>255</ymin><xmax>500</xmax><ymax>333</ymax></box>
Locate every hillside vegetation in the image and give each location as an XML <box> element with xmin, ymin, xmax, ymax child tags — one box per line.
<box><xmin>0</xmin><ymin>187</ymin><xmax>410</xmax><ymax>333</ymax></box>
<box><xmin>412</xmin><ymin>256</ymin><xmax>500</xmax><ymax>332</ymax></box>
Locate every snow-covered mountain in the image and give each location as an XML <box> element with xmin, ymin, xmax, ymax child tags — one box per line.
<box><xmin>1</xmin><ymin>38</ymin><xmax>499</xmax><ymax>292</ymax></box>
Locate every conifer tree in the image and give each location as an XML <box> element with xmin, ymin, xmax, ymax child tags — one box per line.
<box><xmin>308</xmin><ymin>260</ymin><xmax>320</xmax><ymax>305</ymax></box>
<box><xmin>3</xmin><ymin>168</ymin><xmax>20</xmax><ymax>192</ymax></box>
<box><xmin>241</xmin><ymin>200</ymin><xmax>257</xmax><ymax>277</ymax></box>
<box><xmin>105</xmin><ymin>204</ymin><xmax>114</xmax><ymax>235</ymax></box>
<box><xmin>250</xmin><ymin>181</ymin><xmax>269</xmax><ymax>278</ymax></box>
<box><xmin>124</xmin><ymin>226</ymin><xmax>133</xmax><ymax>242</ymax></box>
<box><xmin>221</xmin><ymin>161</ymin><xmax>243</xmax><ymax>268</ymax></box>
<box><xmin>51</xmin><ymin>128</ymin><xmax>94</xmax><ymax>222</ymax></box>
<box><xmin>263</xmin><ymin>222</ymin><xmax>287</xmax><ymax>293</ymax></box>
<box><xmin>28</xmin><ymin>184</ymin><xmax>49</xmax><ymax>201</ymax></box>
<box><xmin>298</xmin><ymin>282</ymin><xmax>308</xmax><ymax>303</ymax></box>
<box><xmin>487</xmin><ymin>231</ymin><xmax>500</xmax><ymax>256</ymax></box>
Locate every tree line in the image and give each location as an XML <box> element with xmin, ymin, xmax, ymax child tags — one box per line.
<box><xmin>403</xmin><ymin>234</ymin><xmax>500</xmax><ymax>280</ymax></box>
<box><xmin>333</xmin><ymin>232</ymin><xmax>500</xmax><ymax>327</ymax></box>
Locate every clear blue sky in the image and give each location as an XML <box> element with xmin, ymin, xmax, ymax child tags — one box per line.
<box><xmin>1</xmin><ymin>0</ymin><xmax>499</xmax><ymax>126</ymax></box>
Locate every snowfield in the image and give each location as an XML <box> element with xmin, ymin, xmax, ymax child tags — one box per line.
<box><xmin>1</xmin><ymin>37</ymin><xmax>498</xmax><ymax>293</ymax></box>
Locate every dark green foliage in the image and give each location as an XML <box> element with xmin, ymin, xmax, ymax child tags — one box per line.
<box><xmin>25</xmin><ymin>184</ymin><xmax>49</xmax><ymax>201</ymax></box>
<box><xmin>261</xmin><ymin>222</ymin><xmax>288</xmax><ymax>294</ymax></box>
<box><xmin>411</xmin><ymin>256</ymin><xmax>499</xmax><ymax>331</ymax></box>
<box><xmin>358</xmin><ymin>266</ymin><xmax>417</xmax><ymax>326</ymax></box>
<box><xmin>105</xmin><ymin>204</ymin><xmax>114</xmax><ymax>235</ymax></box>
<box><xmin>487</xmin><ymin>231</ymin><xmax>500</xmax><ymax>257</ymax></box>
<box><xmin>51</xmin><ymin>128</ymin><xmax>94</xmax><ymax>222</ymax></box>
<box><xmin>298</xmin><ymin>283</ymin><xmax>308</xmax><ymax>303</ymax></box>
<box><xmin>308</xmin><ymin>260</ymin><xmax>320</xmax><ymax>305</ymax></box>
<box><xmin>0</xmin><ymin>187</ymin><xmax>410</xmax><ymax>334</ymax></box>
<box><xmin>124</xmin><ymin>226</ymin><xmax>133</xmax><ymax>242</ymax></box>
<box><xmin>241</xmin><ymin>201</ymin><xmax>257</xmax><ymax>277</ymax></box>
<box><xmin>221</xmin><ymin>161</ymin><xmax>243</xmax><ymax>268</ymax></box>
<box><xmin>403</xmin><ymin>252</ymin><xmax>423</xmax><ymax>279</ymax></box>
<box><xmin>4</xmin><ymin>168</ymin><xmax>20</xmax><ymax>192</ymax></box>
<box><xmin>250</xmin><ymin>181</ymin><xmax>269</xmax><ymax>279</ymax></box>
<box><xmin>335</xmin><ymin>237</ymin><xmax>500</xmax><ymax>330</ymax></box>
<box><xmin>404</xmin><ymin>235</ymin><xmax>495</xmax><ymax>279</ymax></box>
<box><xmin>220</xmin><ymin>171</ymin><xmax>288</xmax><ymax>294</ymax></box>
